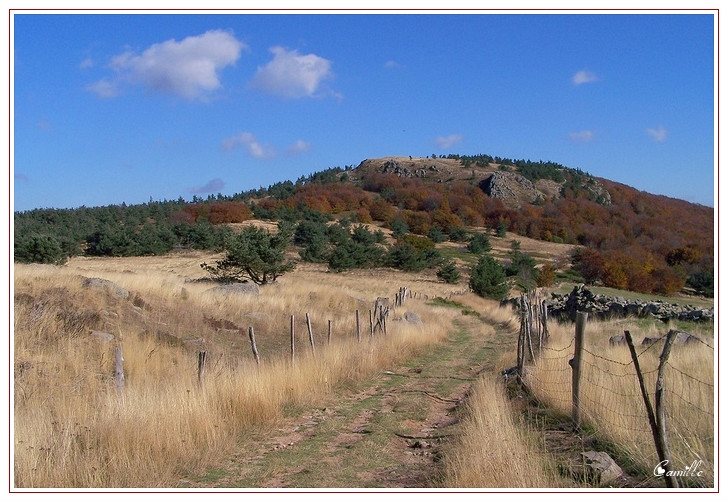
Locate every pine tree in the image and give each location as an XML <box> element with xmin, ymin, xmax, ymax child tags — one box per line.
<box><xmin>469</xmin><ymin>255</ymin><xmax>508</xmax><ymax>300</ymax></box>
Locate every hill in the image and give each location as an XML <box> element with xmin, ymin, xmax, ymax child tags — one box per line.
<box><xmin>13</xmin><ymin>154</ymin><xmax>714</xmax><ymax>298</ymax></box>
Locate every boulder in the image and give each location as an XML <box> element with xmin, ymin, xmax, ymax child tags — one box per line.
<box><xmin>403</xmin><ymin>312</ymin><xmax>423</xmax><ymax>325</ymax></box>
<box><xmin>641</xmin><ymin>336</ymin><xmax>663</xmax><ymax>346</ymax></box>
<box><xmin>579</xmin><ymin>451</ymin><xmax>624</xmax><ymax>486</ymax></box>
<box><xmin>204</xmin><ymin>282</ymin><xmax>260</xmax><ymax>296</ymax></box>
<box><xmin>609</xmin><ymin>335</ymin><xmax>627</xmax><ymax>346</ymax></box>
<box><xmin>90</xmin><ymin>330</ymin><xmax>114</xmax><ymax>342</ymax></box>
<box><xmin>82</xmin><ymin>277</ymin><xmax>130</xmax><ymax>299</ymax></box>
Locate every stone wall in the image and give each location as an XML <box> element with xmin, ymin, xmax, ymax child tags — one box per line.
<box><xmin>545</xmin><ymin>285</ymin><xmax>713</xmax><ymax>323</ymax></box>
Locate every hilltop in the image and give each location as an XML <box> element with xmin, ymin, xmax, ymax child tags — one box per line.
<box><xmin>351</xmin><ymin>156</ymin><xmax>611</xmax><ymax>208</ymax></box>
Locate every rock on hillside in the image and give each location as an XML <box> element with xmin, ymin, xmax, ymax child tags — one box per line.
<box><xmin>479</xmin><ymin>171</ymin><xmax>543</xmax><ymax>207</ymax></box>
<box><xmin>352</xmin><ymin>156</ymin><xmax>611</xmax><ymax>209</ymax></box>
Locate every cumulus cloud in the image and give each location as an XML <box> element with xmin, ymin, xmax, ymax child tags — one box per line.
<box><xmin>435</xmin><ymin>134</ymin><xmax>463</xmax><ymax>149</ymax></box>
<box><xmin>572</xmin><ymin>69</ymin><xmax>598</xmax><ymax>85</ymax></box>
<box><xmin>221</xmin><ymin>132</ymin><xmax>276</xmax><ymax>159</ymax></box>
<box><xmin>189</xmin><ymin>178</ymin><xmax>225</xmax><ymax>194</ymax></box>
<box><xmin>647</xmin><ymin>125</ymin><xmax>668</xmax><ymax>142</ymax></box>
<box><xmin>250</xmin><ymin>46</ymin><xmax>335</xmax><ymax>99</ymax></box>
<box><xmin>87</xmin><ymin>30</ymin><xmax>245</xmax><ymax>100</ymax></box>
<box><xmin>570</xmin><ymin>130</ymin><xmax>595</xmax><ymax>142</ymax></box>
<box><xmin>287</xmin><ymin>139</ymin><xmax>311</xmax><ymax>154</ymax></box>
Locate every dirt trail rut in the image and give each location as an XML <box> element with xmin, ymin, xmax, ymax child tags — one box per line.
<box><xmin>179</xmin><ymin>316</ymin><xmax>514</xmax><ymax>489</ymax></box>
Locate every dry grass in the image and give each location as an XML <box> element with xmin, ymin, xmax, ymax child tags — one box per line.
<box><xmin>13</xmin><ymin>254</ymin><xmax>462</xmax><ymax>488</ymax></box>
<box><xmin>442</xmin><ymin>376</ymin><xmax>562</xmax><ymax>488</ymax></box>
<box><xmin>524</xmin><ymin>317</ymin><xmax>715</xmax><ymax>487</ymax></box>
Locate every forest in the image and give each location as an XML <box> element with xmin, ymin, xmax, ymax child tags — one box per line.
<box><xmin>13</xmin><ymin>155</ymin><xmax>714</xmax><ymax>297</ymax></box>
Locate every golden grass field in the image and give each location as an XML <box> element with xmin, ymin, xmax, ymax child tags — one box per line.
<box><xmin>13</xmin><ymin>253</ymin><xmax>472</xmax><ymax>488</ymax></box>
<box><xmin>12</xmin><ymin>251</ymin><xmax>715</xmax><ymax>489</ymax></box>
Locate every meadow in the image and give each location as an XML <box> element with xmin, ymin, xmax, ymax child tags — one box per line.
<box><xmin>13</xmin><ymin>253</ymin><xmax>469</xmax><ymax>488</ymax></box>
<box><xmin>12</xmin><ymin>252</ymin><xmax>715</xmax><ymax>489</ymax></box>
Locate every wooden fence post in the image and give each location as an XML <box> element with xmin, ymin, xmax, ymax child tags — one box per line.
<box><xmin>197</xmin><ymin>350</ymin><xmax>207</xmax><ymax>387</ymax></box>
<box><xmin>290</xmin><ymin>314</ymin><xmax>295</xmax><ymax>365</ymax></box>
<box><xmin>369</xmin><ymin>309</ymin><xmax>374</xmax><ymax>338</ymax></box>
<box><xmin>328</xmin><ymin>320</ymin><xmax>332</xmax><ymax>345</ymax></box>
<box><xmin>356</xmin><ymin>309</ymin><xmax>361</xmax><ymax>343</ymax></box>
<box><xmin>569</xmin><ymin>311</ymin><xmax>587</xmax><ymax>427</ymax></box>
<box><xmin>624</xmin><ymin>330</ymin><xmax>678</xmax><ymax>488</ymax></box>
<box><xmin>656</xmin><ymin>329</ymin><xmax>679</xmax><ymax>487</ymax></box>
<box><xmin>114</xmin><ymin>345</ymin><xmax>124</xmax><ymax>398</ymax></box>
<box><xmin>248</xmin><ymin>326</ymin><xmax>260</xmax><ymax>366</ymax></box>
<box><xmin>306</xmin><ymin>313</ymin><xmax>316</xmax><ymax>358</ymax></box>
<box><xmin>517</xmin><ymin>294</ymin><xmax>526</xmax><ymax>375</ymax></box>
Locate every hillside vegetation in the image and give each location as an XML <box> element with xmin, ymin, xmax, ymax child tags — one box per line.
<box><xmin>14</xmin><ymin>154</ymin><xmax>714</xmax><ymax>297</ymax></box>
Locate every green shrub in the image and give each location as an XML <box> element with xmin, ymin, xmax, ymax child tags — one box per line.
<box><xmin>469</xmin><ymin>255</ymin><xmax>508</xmax><ymax>300</ymax></box>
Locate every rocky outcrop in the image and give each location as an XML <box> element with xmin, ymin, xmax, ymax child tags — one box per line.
<box><xmin>480</xmin><ymin>171</ymin><xmax>542</xmax><ymax>208</ymax></box>
<box><xmin>82</xmin><ymin>277</ymin><xmax>130</xmax><ymax>299</ymax></box>
<box><xmin>547</xmin><ymin>285</ymin><xmax>713</xmax><ymax>323</ymax></box>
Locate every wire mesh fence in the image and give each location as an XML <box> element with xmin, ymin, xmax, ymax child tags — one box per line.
<box><xmin>519</xmin><ymin>303</ymin><xmax>714</xmax><ymax>488</ymax></box>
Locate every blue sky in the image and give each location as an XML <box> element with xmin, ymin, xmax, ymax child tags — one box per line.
<box><xmin>12</xmin><ymin>10</ymin><xmax>717</xmax><ymax>211</ymax></box>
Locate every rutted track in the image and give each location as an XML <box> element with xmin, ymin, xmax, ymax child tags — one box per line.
<box><xmin>178</xmin><ymin>314</ymin><xmax>516</xmax><ymax>489</ymax></box>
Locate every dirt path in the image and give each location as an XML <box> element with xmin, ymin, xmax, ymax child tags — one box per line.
<box><xmin>178</xmin><ymin>315</ymin><xmax>515</xmax><ymax>489</ymax></box>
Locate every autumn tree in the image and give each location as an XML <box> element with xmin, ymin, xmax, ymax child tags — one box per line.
<box><xmin>536</xmin><ymin>263</ymin><xmax>556</xmax><ymax>287</ymax></box>
<box><xmin>571</xmin><ymin>248</ymin><xmax>605</xmax><ymax>285</ymax></box>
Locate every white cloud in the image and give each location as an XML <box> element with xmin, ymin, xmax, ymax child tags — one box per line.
<box><xmin>221</xmin><ymin>132</ymin><xmax>275</xmax><ymax>159</ymax></box>
<box><xmin>250</xmin><ymin>46</ymin><xmax>334</xmax><ymax>99</ymax></box>
<box><xmin>86</xmin><ymin>78</ymin><xmax>119</xmax><ymax>98</ymax></box>
<box><xmin>384</xmin><ymin>60</ymin><xmax>400</xmax><ymax>69</ymax></box>
<box><xmin>647</xmin><ymin>125</ymin><xmax>668</xmax><ymax>142</ymax></box>
<box><xmin>88</xmin><ymin>30</ymin><xmax>245</xmax><ymax>100</ymax></box>
<box><xmin>570</xmin><ymin>130</ymin><xmax>595</xmax><ymax>142</ymax></box>
<box><xmin>79</xmin><ymin>57</ymin><xmax>94</xmax><ymax>69</ymax></box>
<box><xmin>572</xmin><ymin>70</ymin><xmax>598</xmax><ymax>85</ymax></box>
<box><xmin>189</xmin><ymin>178</ymin><xmax>225</xmax><ymax>194</ymax></box>
<box><xmin>287</xmin><ymin>139</ymin><xmax>311</xmax><ymax>154</ymax></box>
<box><xmin>435</xmin><ymin>134</ymin><xmax>463</xmax><ymax>149</ymax></box>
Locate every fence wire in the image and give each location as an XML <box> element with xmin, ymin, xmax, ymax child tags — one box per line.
<box><xmin>522</xmin><ymin>328</ymin><xmax>715</xmax><ymax>488</ymax></box>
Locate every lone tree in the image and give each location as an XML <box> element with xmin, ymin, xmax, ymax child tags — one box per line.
<box><xmin>201</xmin><ymin>223</ymin><xmax>296</xmax><ymax>285</ymax></box>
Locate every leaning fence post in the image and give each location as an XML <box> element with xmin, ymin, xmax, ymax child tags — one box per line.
<box><xmin>114</xmin><ymin>345</ymin><xmax>125</xmax><ymax>399</ymax></box>
<box><xmin>306</xmin><ymin>313</ymin><xmax>316</xmax><ymax>358</ymax></box>
<box><xmin>248</xmin><ymin>326</ymin><xmax>260</xmax><ymax>366</ymax></box>
<box><xmin>569</xmin><ymin>311</ymin><xmax>587</xmax><ymax>427</ymax></box>
<box><xmin>656</xmin><ymin>329</ymin><xmax>679</xmax><ymax>488</ymax></box>
<box><xmin>624</xmin><ymin>330</ymin><xmax>678</xmax><ymax>488</ymax></box>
